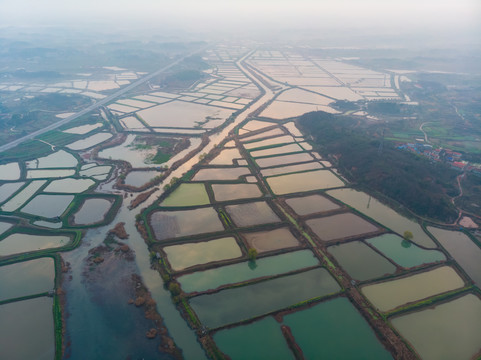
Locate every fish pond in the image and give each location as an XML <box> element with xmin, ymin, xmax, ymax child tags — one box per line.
<box><xmin>282</xmin><ymin>297</ymin><xmax>392</xmax><ymax>360</ymax></box>
<box><xmin>211</xmin><ymin>183</ymin><xmax>263</xmax><ymax>202</ymax></box>
<box><xmin>328</xmin><ymin>241</ymin><xmax>396</xmax><ymax>281</ymax></box>
<box><xmin>0</xmin><ymin>257</ymin><xmax>54</xmax><ymax>301</ymax></box>
<box><xmin>243</xmin><ymin>227</ymin><xmax>299</xmax><ymax>253</ymax></box>
<box><xmin>0</xmin><ymin>233</ymin><xmax>71</xmax><ymax>256</ymax></box>
<box><xmin>267</xmin><ymin>170</ymin><xmax>344</xmax><ymax>195</ymax></box>
<box><xmin>21</xmin><ymin>194</ymin><xmax>74</xmax><ymax>218</ymax></box>
<box><xmin>72</xmin><ymin>198</ymin><xmax>112</xmax><ymax>225</ymax></box>
<box><xmin>178</xmin><ymin>250</ymin><xmax>319</xmax><ymax>293</ymax></box>
<box><xmin>189</xmin><ymin>268</ymin><xmax>340</xmax><ymax>328</ymax></box>
<box><xmin>163</xmin><ymin>237</ymin><xmax>242</xmax><ymax>271</ymax></box>
<box><xmin>193</xmin><ymin>167</ymin><xmax>251</xmax><ymax>181</ymax></box>
<box><xmin>366</xmin><ymin>233</ymin><xmax>446</xmax><ymax>268</ymax></box>
<box><xmin>391</xmin><ymin>294</ymin><xmax>481</xmax><ymax>360</ymax></box>
<box><xmin>225</xmin><ymin>201</ymin><xmax>281</xmax><ymax>227</ymax></box>
<box><xmin>160</xmin><ymin>183</ymin><xmax>210</xmax><ymax>207</ymax></box>
<box><xmin>150</xmin><ymin>207</ymin><xmax>224</xmax><ymax>241</ymax></box>
<box><xmin>285</xmin><ymin>194</ymin><xmax>340</xmax><ymax>216</ymax></box>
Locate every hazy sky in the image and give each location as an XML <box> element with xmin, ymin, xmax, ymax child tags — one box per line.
<box><xmin>1</xmin><ymin>0</ymin><xmax>479</xmax><ymax>41</ymax></box>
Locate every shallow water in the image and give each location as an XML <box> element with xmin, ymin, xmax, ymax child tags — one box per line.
<box><xmin>285</xmin><ymin>194</ymin><xmax>340</xmax><ymax>215</ymax></box>
<box><xmin>427</xmin><ymin>227</ymin><xmax>481</xmax><ymax>285</ymax></box>
<box><xmin>267</xmin><ymin>170</ymin><xmax>344</xmax><ymax>195</ymax></box>
<box><xmin>160</xmin><ymin>183</ymin><xmax>210</xmax><ymax>207</ymax></box>
<box><xmin>124</xmin><ymin>170</ymin><xmax>159</xmax><ymax>187</ymax></box>
<box><xmin>243</xmin><ymin>227</ymin><xmax>299</xmax><ymax>253</ymax></box>
<box><xmin>307</xmin><ymin>212</ymin><xmax>379</xmax><ymax>242</ymax></box>
<box><xmin>211</xmin><ymin>183</ymin><xmax>263</xmax><ymax>202</ymax></box>
<box><xmin>26</xmin><ymin>150</ymin><xmax>77</xmax><ymax>169</ymax></box>
<box><xmin>0</xmin><ymin>233</ymin><xmax>70</xmax><ymax>256</ymax></box>
<box><xmin>362</xmin><ymin>266</ymin><xmax>465</xmax><ymax>312</ymax></box>
<box><xmin>44</xmin><ymin>178</ymin><xmax>95</xmax><ymax>193</ymax></box>
<box><xmin>164</xmin><ymin>237</ymin><xmax>242</xmax><ymax>271</ymax></box>
<box><xmin>250</xmin><ymin>143</ymin><xmax>303</xmax><ymax>158</ymax></box>
<box><xmin>178</xmin><ymin>250</ymin><xmax>319</xmax><ymax>293</ymax></box>
<box><xmin>66</xmin><ymin>132</ymin><xmax>113</xmax><ymax>151</ymax></box>
<box><xmin>150</xmin><ymin>207</ymin><xmax>224</xmax><ymax>241</ymax></box>
<box><xmin>391</xmin><ymin>294</ymin><xmax>481</xmax><ymax>360</ymax></box>
<box><xmin>1</xmin><ymin>180</ymin><xmax>47</xmax><ymax>212</ymax></box>
<box><xmin>225</xmin><ymin>201</ymin><xmax>281</xmax><ymax>227</ymax></box>
<box><xmin>193</xmin><ymin>167</ymin><xmax>250</xmax><ymax>181</ymax></box>
<box><xmin>260</xmin><ymin>162</ymin><xmax>322</xmax><ymax>177</ymax></box>
<box><xmin>256</xmin><ymin>153</ymin><xmax>315</xmax><ymax>168</ymax></box>
<box><xmin>0</xmin><ymin>162</ymin><xmax>21</xmax><ymax>180</ymax></box>
<box><xmin>73</xmin><ymin>198</ymin><xmax>112</xmax><ymax>225</ymax></box>
<box><xmin>0</xmin><ymin>182</ymin><xmax>25</xmax><ymax>203</ymax></box>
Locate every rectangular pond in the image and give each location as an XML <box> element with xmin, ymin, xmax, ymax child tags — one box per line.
<box><xmin>390</xmin><ymin>294</ymin><xmax>481</xmax><ymax>360</ymax></box>
<box><xmin>285</xmin><ymin>194</ymin><xmax>340</xmax><ymax>216</ymax></box>
<box><xmin>212</xmin><ymin>183</ymin><xmax>263</xmax><ymax>202</ymax></box>
<box><xmin>307</xmin><ymin>212</ymin><xmax>379</xmax><ymax>242</ymax></box>
<box><xmin>256</xmin><ymin>153</ymin><xmax>315</xmax><ymax>168</ymax></box>
<box><xmin>244</xmin><ymin>135</ymin><xmax>296</xmax><ymax>150</ymax></box>
<box><xmin>21</xmin><ymin>194</ymin><xmax>74</xmax><ymax>218</ymax></box>
<box><xmin>260</xmin><ymin>162</ymin><xmax>323</xmax><ymax>177</ymax></box>
<box><xmin>366</xmin><ymin>233</ymin><xmax>446</xmax><ymax>268</ymax></box>
<box><xmin>267</xmin><ymin>170</ymin><xmax>344</xmax><ymax>195</ymax></box>
<box><xmin>1</xmin><ymin>180</ymin><xmax>47</xmax><ymax>212</ymax></box>
<box><xmin>225</xmin><ymin>201</ymin><xmax>281</xmax><ymax>228</ymax></box>
<box><xmin>0</xmin><ymin>233</ymin><xmax>71</xmax><ymax>256</ymax></box>
<box><xmin>327</xmin><ymin>188</ymin><xmax>436</xmax><ymax>248</ymax></box>
<box><xmin>362</xmin><ymin>266</ymin><xmax>465</xmax><ymax>312</ymax></box>
<box><xmin>243</xmin><ymin>227</ymin><xmax>299</xmax><ymax>253</ymax></box>
<box><xmin>189</xmin><ymin>268</ymin><xmax>340</xmax><ymax>329</ymax></box>
<box><xmin>0</xmin><ymin>257</ymin><xmax>55</xmax><ymax>301</ymax></box>
<box><xmin>427</xmin><ymin>227</ymin><xmax>481</xmax><ymax>285</ymax></box>
<box><xmin>328</xmin><ymin>241</ymin><xmax>397</xmax><ymax>281</ymax></box>
<box><xmin>250</xmin><ymin>143</ymin><xmax>304</xmax><ymax>158</ymax></box>
<box><xmin>178</xmin><ymin>250</ymin><xmax>319</xmax><ymax>293</ymax></box>
<box><xmin>283</xmin><ymin>297</ymin><xmax>392</xmax><ymax>360</ymax></box>
<box><xmin>164</xmin><ymin>237</ymin><xmax>242</xmax><ymax>271</ymax></box>
<box><xmin>150</xmin><ymin>207</ymin><xmax>224</xmax><ymax>241</ymax></box>
<box><xmin>193</xmin><ymin>167</ymin><xmax>251</xmax><ymax>181</ymax></box>
<box><xmin>213</xmin><ymin>317</ymin><xmax>293</xmax><ymax>360</ymax></box>
<box><xmin>0</xmin><ymin>297</ymin><xmax>55</xmax><ymax>360</ymax></box>
<box><xmin>160</xmin><ymin>183</ymin><xmax>210</xmax><ymax>207</ymax></box>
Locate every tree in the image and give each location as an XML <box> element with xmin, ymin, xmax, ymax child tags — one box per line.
<box><xmin>248</xmin><ymin>248</ymin><xmax>258</xmax><ymax>262</ymax></box>
<box><xmin>403</xmin><ymin>230</ymin><xmax>413</xmax><ymax>241</ymax></box>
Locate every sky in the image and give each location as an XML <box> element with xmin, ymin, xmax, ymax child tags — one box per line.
<box><xmin>0</xmin><ymin>0</ymin><xmax>479</xmax><ymax>43</ymax></box>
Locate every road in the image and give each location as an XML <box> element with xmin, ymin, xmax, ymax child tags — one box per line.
<box><xmin>0</xmin><ymin>46</ymin><xmax>208</xmax><ymax>153</ymax></box>
<box><xmin>419</xmin><ymin>121</ymin><xmax>432</xmax><ymax>143</ymax></box>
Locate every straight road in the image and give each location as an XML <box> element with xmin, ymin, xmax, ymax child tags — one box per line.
<box><xmin>0</xmin><ymin>46</ymin><xmax>208</xmax><ymax>153</ymax></box>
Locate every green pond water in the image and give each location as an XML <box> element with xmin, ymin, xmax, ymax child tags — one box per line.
<box><xmin>21</xmin><ymin>194</ymin><xmax>74</xmax><ymax>218</ymax></box>
<box><xmin>366</xmin><ymin>233</ymin><xmax>446</xmax><ymax>268</ymax></box>
<box><xmin>285</xmin><ymin>194</ymin><xmax>340</xmax><ymax>216</ymax></box>
<box><xmin>178</xmin><ymin>250</ymin><xmax>319</xmax><ymax>293</ymax></box>
<box><xmin>306</xmin><ymin>212</ymin><xmax>379</xmax><ymax>242</ymax></box>
<box><xmin>391</xmin><ymin>293</ymin><xmax>481</xmax><ymax>360</ymax></box>
<box><xmin>43</xmin><ymin>178</ymin><xmax>95</xmax><ymax>193</ymax></box>
<box><xmin>0</xmin><ymin>297</ymin><xmax>55</xmax><ymax>360</ymax></box>
<box><xmin>0</xmin><ymin>257</ymin><xmax>54</xmax><ymax>301</ymax></box>
<box><xmin>164</xmin><ymin>237</ymin><xmax>242</xmax><ymax>271</ymax></box>
<box><xmin>212</xmin><ymin>183</ymin><xmax>263</xmax><ymax>202</ymax></box>
<box><xmin>193</xmin><ymin>167</ymin><xmax>251</xmax><ymax>181</ymax></box>
<box><xmin>250</xmin><ymin>143</ymin><xmax>303</xmax><ymax>158</ymax></box>
<box><xmin>243</xmin><ymin>227</ymin><xmax>299</xmax><ymax>253</ymax></box>
<box><xmin>189</xmin><ymin>268</ymin><xmax>340</xmax><ymax>329</ymax></box>
<box><xmin>427</xmin><ymin>227</ymin><xmax>481</xmax><ymax>285</ymax></box>
<box><xmin>150</xmin><ymin>207</ymin><xmax>224</xmax><ymax>241</ymax></box>
<box><xmin>256</xmin><ymin>153</ymin><xmax>315</xmax><ymax>168</ymax></box>
<box><xmin>25</xmin><ymin>150</ymin><xmax>77</xmax><ymax>169</ymax></box>
<box><xmin>327</xmin><ymin>188</ymin><xmax>436</xmax><ymax>248</ymax></box>
<box><xmin>225</xmin><ymin>201</ymin><xmax>281</xmax><ymax>227</ymax></box>
<box><xmin>214</xmin><ymin>317</ymin><xmax>293</xmax><ymax>360</ymax></box>
<box><xmin>283</xmin><ymin>297</ymin><xmax>392</xmax><ymax>360</ymax></box>
<box><xmin>161</xmin><ymin>183</ymin><xmax>210</xmax><ymax>207</ymax></box>
<box><xmin>0</xmin><ymin>182</ymin><xmax>25</xmax><ymax>203</ymax></box>
<box><xmin>260</xmin><ymin>162</ymin><xmax>323</xmax><ymax>177</ymax></box>
<box><xmin>73</xmin><ymin>198</ymin><xmax>112</xmax><ymax>225</ymax></box>
<box><xmin>0</xmin><ymin>233</ymin><xmax>70</xmax><ymax>256</ymax></box>
<box><xmin>267</xmin><ymin>170</ymin><xmax>345</xmax><ymax>195</ymax></box>
<box><xmin>362</xmin><ymin>266</ymin><xmax>465</xmax><ymax>312</ymax></box>
<box><xmin>328</xmin><ymin>241</ymin><xmax>396</xmax><ymax>281</ymax></box>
